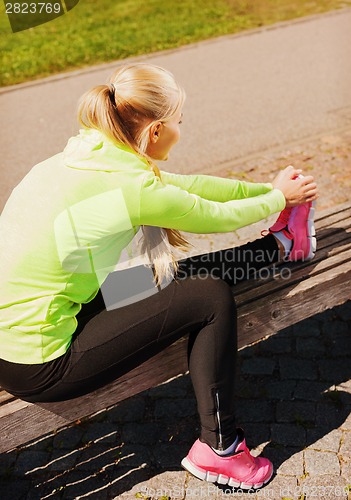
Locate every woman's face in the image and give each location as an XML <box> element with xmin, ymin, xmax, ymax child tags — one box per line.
<box><xmin>146</xmin><ymin>110</ymin><xmax>183</xmax><ymax>161</ymax></box>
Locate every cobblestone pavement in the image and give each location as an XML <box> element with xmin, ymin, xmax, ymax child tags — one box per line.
<box><xmin>0</xmin><ymin>128</ymin><xmax>350</xmax><ymax>499</ymax></box>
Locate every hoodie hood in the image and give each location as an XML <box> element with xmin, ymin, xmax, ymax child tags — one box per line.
<box><xmin>63</xmin><ymin>128</ymin><xmax>149</xmax><ymax>173</ymax></box>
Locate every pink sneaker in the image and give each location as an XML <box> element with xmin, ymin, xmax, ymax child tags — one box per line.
<box><xmin>265</xmin><ymin>202</ymin><xmax>316</xmax><ymax>261</ymax></box>
<box><xmin>268</xmin><ymin>206</ymin><xmax>293</xmax><ymax>233</ymax></box>
<box><xmin>287</xmin><ymin>201</ymin><xmax>316</xmax><ymax>261</ymax></box>
<box><xmin>181</xmin><ymin>429</ymin><xmax>273</xmax><ymax>489</ymax></box>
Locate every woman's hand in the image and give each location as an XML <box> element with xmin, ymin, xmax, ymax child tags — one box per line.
<box><xmin>272</xmin><ymin>165</ymin><xmax>318</xmax><ymax>207</ymax></box>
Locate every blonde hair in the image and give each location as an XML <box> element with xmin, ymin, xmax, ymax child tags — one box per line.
<box><xmin>77</xmin><ymin>63</ymin><xmax>190</xmax><ymax>285</ymax></box>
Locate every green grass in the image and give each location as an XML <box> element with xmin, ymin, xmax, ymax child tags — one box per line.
<box><xmin>1</xmin><ymin>0</ymin><xmax>350</xmax><ymax>86</ymax></box>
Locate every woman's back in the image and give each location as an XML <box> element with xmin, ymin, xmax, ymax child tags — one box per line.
<box><xmin>0</xmin><ymin>129</ymin><xmax>149</xmax><ymax>364</ymax></box>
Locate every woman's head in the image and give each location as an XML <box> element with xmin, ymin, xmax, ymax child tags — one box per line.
<box><xmin>78</xmin><ymin>63</ymin><xmax>189</xmax><ymax>285</ymax></box>
<box><xmin>78</xmin><ymin>63</ymin><xmax>185</xmax><ymax>161</ymax></box>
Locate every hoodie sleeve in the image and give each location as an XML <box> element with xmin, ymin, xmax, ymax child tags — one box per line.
<box><xmin>139</xmin><ymin>172</ymin><xmax>286</xmax><ymax>234</ymax></box>
<box><xmin>160</xmin><ymin>170</ymin><xmax>274</xmax><ymax>202</ymax></box>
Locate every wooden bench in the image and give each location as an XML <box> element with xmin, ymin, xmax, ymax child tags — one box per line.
<box><xmin>1</xmin><ymin>201</ymin><xmax>350</xmax><ymax>454</ymax></box>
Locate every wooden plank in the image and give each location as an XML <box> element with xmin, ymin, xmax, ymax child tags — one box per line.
<box><xmin>0</xmin><ymin>405</ymin><xmax>70</xmax><ymax>453</ymax></box>
<box><xmin>316</xmin><ymin>209</ymin><xmax>351</xmax><ymax>229</ymax></box>
<box><xmin>0</xmin><ymin>391</ymin><xmax>15</xmax><ymax>404</ymax></box>
<box><xmin>314</xmin><ymin>201</ymin><xmax>351</xmax><ymax>225</ymax></box>
<box><xmin>316</xmin><ymin>225</ymin><xmax>351</xmax><ymax>249</ymax></box>
<box><xmin>237</xmin><ymin>260</ymin><xmax>351</xmax><ymax>348</ymax></box>
<box><xmin>317</xmin><ymin>226</ymin><xmax>351</xmax><ymax>250</ymax></box>
<box><xmin>0</xmin><ymin>398</ymin><xmax>30</xmax><ymax>418</ymax></box>
<box><xmin>235</xmin><ymin>243</ymin><xmax>351</xmax><ymax>306</ymax></box>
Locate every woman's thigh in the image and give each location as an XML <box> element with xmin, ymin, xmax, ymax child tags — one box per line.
<box><xmin>29</xmin><ymin>274</ymin><xmax>233</xmax><ymax>401</ymax></box>
<box><xmin>68</xmin><ymin>274</ymin><xmax>230</xmax><ymax>374</ymax></box>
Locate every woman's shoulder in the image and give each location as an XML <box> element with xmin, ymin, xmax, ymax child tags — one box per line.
<box><xmin>62</xmin><ymin>128</ymin><xmax>149</xmax><ymax>174</ymax></box>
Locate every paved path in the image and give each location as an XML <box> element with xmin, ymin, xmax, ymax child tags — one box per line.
<box><xmin>0</xmin><ymin>9</ymin><xmax>350</xmax><ymax>500</ymax></box>
<box><xmin>0</xmin><ymin>9</ymin><xmax>351</xmax><ymax>210</ymax></box>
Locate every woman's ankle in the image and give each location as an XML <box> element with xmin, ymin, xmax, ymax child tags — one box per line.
<box><xmin>272</xmin><ymin>232</ymin><xmax>292</xmax><ymax>260</ymax></box>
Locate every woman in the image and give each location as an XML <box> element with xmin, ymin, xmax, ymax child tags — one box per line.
<box><xmin>0</xmin><ymin>63</ymin><xmax>317</xmax><ymax>489</ymax></box>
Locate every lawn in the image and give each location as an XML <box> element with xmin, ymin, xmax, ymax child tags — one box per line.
<box><xmin>1</xmin><ymin>0</ymin><xmax>350</xmax><ymax>86</ymax></box>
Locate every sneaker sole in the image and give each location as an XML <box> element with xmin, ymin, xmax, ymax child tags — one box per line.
<box><xmin>181</xmin><ymin>456</ymin><xmax>274</xmax><ymax>490</ymax></box>
<box><xmin>289</xmin><ymin>200</ymin><xmax>317</xmax><ymax>261</ymax></box>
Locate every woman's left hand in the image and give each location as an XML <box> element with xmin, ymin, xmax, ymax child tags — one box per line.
<box><xmin>272</xmin><ymin>166</ymin><xmax>319</xmax><ymax>207</ymax></box>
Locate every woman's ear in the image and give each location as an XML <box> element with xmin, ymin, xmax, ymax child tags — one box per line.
<box><xmin>149</xmin><ymin>121</ymin><xmax>162</xmax><ymax>144</ymax></box>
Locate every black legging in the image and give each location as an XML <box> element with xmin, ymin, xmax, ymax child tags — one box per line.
<box><xmin>0</xmin><ymin>234</ymin><xmax>279</xmax><ymax>450</ymax></box>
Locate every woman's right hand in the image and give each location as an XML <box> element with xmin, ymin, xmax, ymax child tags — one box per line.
<box><xmin>272</xmin><ymin>165</ymin><xmax>318</xmax><ymax>207</ymax></box>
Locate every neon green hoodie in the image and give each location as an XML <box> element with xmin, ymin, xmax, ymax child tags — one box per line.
<box><xmin>0</xmin><ymin>129</ymin><xmax>285</xmax><ymax>364</ymax></box>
